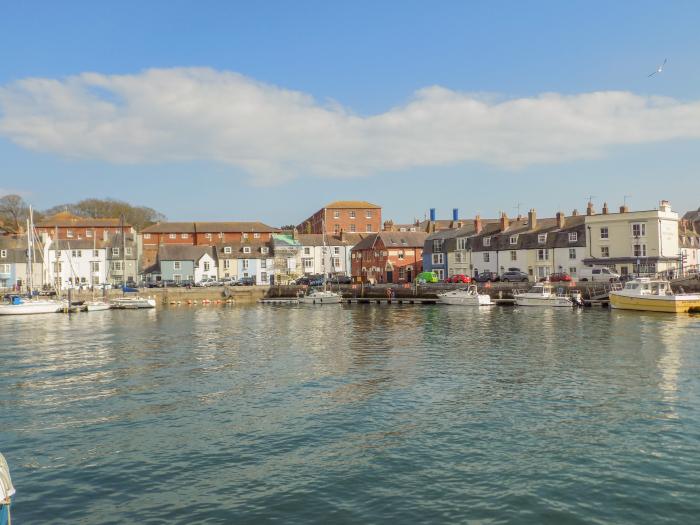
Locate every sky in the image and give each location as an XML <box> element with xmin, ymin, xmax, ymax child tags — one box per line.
<box><xmin>1</xmin><ymin>1</ymin><xmax>699</xmax><ymax>226</ymax></box>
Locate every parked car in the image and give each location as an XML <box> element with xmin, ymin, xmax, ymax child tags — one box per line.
<box><xmin>197</xmin><ymin>278</ymin><xmax>218</xmax><ymax>287</ymax></box>
<box><xmin>500</xmin><ymin>269</ymin><xmax>529</xmax><ymax>282</ymax></box>
<box><xmin>474</xmin><ymin>271</ymin><xmax>500</xmax><ymax>283</ymax></box>
<box><xmin>549</xmin><ymin>272</ymin><xmax>573</xmax><ymax>282</ymax></box>
<box><xmin>329</xmin><ymin>275</ymin><xmax>353</xmax><ymax>284</ymax></box>
<box><xmin>416</xmin><ymin>271</ymin><xmax>439</xmax><ymax>284</ymax></box>
<box><xmin>445</xmin><ymin>274</ymin><xmax>471</xmax><ymax>284</ymax></box>
<box><xmin>579</xmin><ymin>266</ymin><xmax>620</xmax><ymax>282</ymax></box>
<box><xmin>220</xmin><ymin>277</ymin><xmax>236</xmax><ymax>286</ymax></box>
<box><xmin>235</xmin><ymin>277</ymin><xmax>256</xmax><ymax>286</ymax></box>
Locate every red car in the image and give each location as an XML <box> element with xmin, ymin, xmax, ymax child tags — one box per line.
<box><xmin>446</xmin><ymin>274</ymin><xmax>471</xmax><ymax>284</ymax></box>
<box><xmin>549</xmin><ymin>272</ymin><xmax>573</xmax><ymax>282</ymax></box>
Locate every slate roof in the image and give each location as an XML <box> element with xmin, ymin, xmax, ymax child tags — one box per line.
<box><xmin>142</xmin><ymin>221</ymin><xmax>279</xmax><ymax>234</ymax></box>
<box><xmin>295</xmin><ymin>233</ymin><xmax>366</xmax><ymax>246</ymax></box>
<box><xmin>216</xmin><ymin>242</ymin><xmax>272</xmax><ymax>259</ymax></box>
<box><xmin>353</xmin><ymin>232</ymin><xmax>428</xmax><ymax>251</ymax></box>
<box><xmin>0</xmin><ymin>236</ymin><xmax>30</xmax><ymax>263</ymax></box>
<box><xmin>157</xmin><ymin>245</ymin><xmax>216</xmax><ymax>262</ymax></box>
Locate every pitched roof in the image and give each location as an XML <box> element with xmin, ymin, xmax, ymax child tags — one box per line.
<box><xmin>157</xmin><ymin>245</ymin><xmax>215</xmax><ymax>262</ymax></box>
<box><xmin>353</xmin><ymin>231</ymin><xmax>428</xmax><ymax>251</ymax></box>
<box><xmin>142</xmin><ymin>221</ymin><xmax>279</xmax><ymax>234</ymax></box>
<box><xmin>141</xmin><ymin>222</ymin><xmax>197</xmax><ymax>233</ymax></box>
<box><xmin>324</xmin><ymin>201</ymin><xmax>381</xmax><ymax>209</ymax></box>
<box><xmin>216</xmin><ymin>242</ymin><xmax>271</xmax><ymax>259</ymax></box>
<box><xmin>296</xmin><ymin>233</ymin><xmax>365</xmax><ymax>246</ymax></box>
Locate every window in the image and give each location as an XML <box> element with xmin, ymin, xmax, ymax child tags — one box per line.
<box><xmin>125</xmin><ymin>247</ymin><xmax>132</xmax><ymax>256</ymax></box>
<box><xmin>332</xmin><ymin>257</ymin><xmax>340</xmax><ymax>267</ymax></box>
<box><xmin>71</xmin><ymin>250</ymin><xmax>82</xmax><ymax>258</ymax></box>
<box><xmin>366</xmin><ymin>224</ymin><xmax>372</xmax><ymax>232</ymax></box>
<box><xmin>112</xmin><ymin>261</ymin><xmax>123</xmax><ymax>271</ymax></box>
<box><xmin>303</xmin><ymin>258</ymin><xmax>313</xmax><ymax>269</ymax></box>
<box><xmin>86</xmin><ymin>230</ymin><xmax>93</xmax><ymax>238</ymax></box>
<box><xmin>569</xmin><ymin>267</ymin><xmax>577</xmax><ymax>275</ymax></box>
<box><xmin>67</xmin><ymin>230</ymin><xmax>74</xmax><ymax>238</ymax></box>
<box><xmin>56</xmin><ymin>250</ymin><xmax>61</xmax><ymax>258</ymax></box>
<box><xmin>0</xmin><ymin>250</ymin><xmax>6</xmax><ymax>258</ymax></box>
<box><xmin>433</xmin><ymin>239</ymin><xmax>444</xmax><ymax>252</ymax></box>
<box><xmin>333</xmin><ymin>247</ymin><xmax>340</xmax><ymax>255</ymax></box>
<box><xmin>90</xmin><ymin>261</ymin><xmax>100</xmax><ymax>273</ymax></box>
<box><xmin>510</xmin><ymin>250</ymin><xmax>517</xmax><ymax>261</ymax></box>
<box><xmin>538</xmin><ymin>233</ymin><xmax>547</xmax><ymax>244</ymax></box>
<box><xmin>93</xmin><ymin>250</ymin><xmax>99</xmax><ymax>257</ymax></box>
<box><xmin>483</xmin><ymin>253</ymin><xmax>490</xmax><ymax>262</ymax></box>
<box><xmin>601</xmin><ymin>246</ymin><xmax>610</xmax><ymax>257</ymax></box>
<box><xmin>54</xmin><ymin>262</ymin><xmax>62</xmax><ymax>273</ymax></box>
<box><xmin>223</xmin><ymin>260</ymin><xmax>231</xmax><ymax>269</ymax></box>
<box><xmin>261</xmin><ymin>259</ymin><xmax>267</xmax><ymax>269</ymax></box>
<box><xmin>432</xmin><ymin>253</ymin><xmax>444</xmax><ymax>265</ymax></box>
<box><xmin>457</xmin><ymin>238</ymin><xmax>468</xmax><ymax>250</ymax></box>
<box><xmin>569</xmin><ymin>248</ymin><xmax>576</xmax><ymax>259</ymax></box>
<box><xmin>174</xmin><ymin>261</ymin><xmax>181</xmax><ymax>270</ymax></box>
<box><xmin>181</xmin><ymin>233</ymin><xmax>188</xmax><ymax>239</ymax></box>
<box><xmin>334</xmin><ymin>224</ymin><xmax>340</xmax><ymax>234</ymax></box>
<box><xmin>204</xmin><ymin>261</ymin><xmax>210</xmax><ymax>271</ymax></box>
<box><xmin>169</xmin><ymin>233</ymin><xmax>176</xmax><ymax>239</ymax></box>
<box><xmin>435</xmin><ymin>269</ymin><xmax>445</xmax><ymax>280</ymax></box>
<box><xmin>350</xmin><ymin>224</ymin><xmax>356</xmax><ymax>232</ymax></box>
<box><xmin>600</xmin><ymin>227</ymin><xmax>608</xmax><ymax>239</ymax></box>
<box><xmin>366</xmin><ymin>210</ymin><xmax>372</xmax><ymax>219</ymax></box>
<box><xmin>243</xmin><ymin>246</ymin><xmax>251</xmax><ymax>254</ymax></box>
<box><xmin>261</xmin><ymin>247</ymin><xmax>269</xmax><ymax>254</ymax></box>
<box><xmin>205</xmin><ymin>233</ymin><xmax>212</xmax><ymax>240</ymax></box>
<box><xmin>398</xmin><ymin>251</ymin><xmax>405</xmax><ymax>260</ymax></box>
<box><xmin>242</xmin><ymin>259</ymin><xmax>249</xmax><ymax>269</ymax></box>
<box><xmin>218</xmin><ymin>232</ymin><xmax>223</xmax><ymax>239</ymax></box>
<box><xmin>224</xmin><ymin>246</ymin><xmax>232</xmax><ymax>254</ymax></box>
<box><xmin>261</xmin><ymin>272</ymin><xmax>268</xmax><ymax>283</ymax></box>
<box><xmin>350</xmin><ymin>211</ymin><xmax>356</xmax><ymax>219</ymax></box>
<box><xmin>510</xmin><ymin>235</ymin><xmax>518</xmax><ymax>245</ymax></box>
<box><xmin>455</xmin><ymin>252</ymin><xmax>462</xmax><ymax>263</ymax></box>
<box><xmin>304</xmin><ymin>247</ymin><xmax>311</xmax><ymax>255</ymax></box>
<box><xmin>633</xmin><ymin>244</ymin><xmax>647</xmax><ymax>257</ymax></box>
<box><xmin>333</xmin><ymin>210</ymin><xmax>340</xmax><ymax>219</ymax></box>
<box><xmin>632</xmin><ymin>223</ymin><xmax>646</xmax><ymax>237</ymax></box>
<box><xmin>483</xmin><ymin>237</ymin><xmax>491</xmax><ymax>247</ymax></box>
<box><xmin>112</xmin><ymin>248</ymin><xmax>120</xmax><ymax>256</ymax></box>
<box><xmin>568</xmin><ymin>232</ymin><xmax>578</xmax><ymax>242</ymax></box>
<box><xmin>173</xmin><ymin>274</ymin><xmax>181</xmax><ymax>283</ymax></box>
<box><xmin>243</xmin><ymin>233</ymin><xmax>248</xmax><ymax>239</ymax></box>
<box><xmin>144</xmin><ymin>233</ymin><xmax>151</xmax><ymax>239</ymax></box>
<box><xmin>254</xmin><ymin>233</ymin><xmax>260</xmax><ymax>239</ymax></box>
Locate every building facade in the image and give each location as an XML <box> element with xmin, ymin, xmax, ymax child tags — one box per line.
<box><xmin>36</xmin><ymin>211</ymin><xmax>133</xmax><ymax>241</ymax></box>
<box><xmin>297</xmin><ymin>201</ymin><xmax>382</xmax><ymax>235</ymax></box>
<box><xmin>216</xmin><ymin>242</ymin><xmax>274</xmax><ymax>284</ymax></box>
<box><xmin>351</xmin><ymin>232</ymin><xmax>427</xmax><ymax>284</ymax></box>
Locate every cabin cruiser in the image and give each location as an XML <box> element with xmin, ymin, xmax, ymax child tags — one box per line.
<box><xmin>110</xmin><ymin>296</ymin><xmax>156</xmax><ymax>309</ymax></box>
<box><xmin>298</xmin><ymin>289</ymin><xmax>342</xmax><ymax>305</ymax></box>
<box><xmin>0</xmin><ymin>296</ymin><xmax>63</xmax><ymax>315</ymax></box>
<box><xmin>514</xmin><ymin>282</ymin><xmax>583</xmax><ymax>307</ymax></box>
<box><xmin>609</xmin><ymin>277</ymin><xmax>700</xmax><ymax>313</ymax></box>
<box><xmin>438</xmin><ymin>285</ymin><xmax>493</xmax><ymax>306</ymax></box>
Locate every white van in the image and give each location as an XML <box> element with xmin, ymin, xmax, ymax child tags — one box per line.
<box><xmin>579</xmin><ymin>266</ymin><xmax>621</xmax><ymax>282</ymax></box>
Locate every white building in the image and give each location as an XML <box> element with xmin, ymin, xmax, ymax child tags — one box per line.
<box><xmin>296</xmin><ymin>233</ymin><xmax>361</xmax><ymax>276</ymax></box>
<box><xmin>45</xmin><ymin>239</ymin><xmax>108</xmax><ymax>290</ymax></box>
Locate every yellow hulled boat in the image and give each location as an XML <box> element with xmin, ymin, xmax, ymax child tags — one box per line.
<box><xmin>609</xmin><ymin>277</ymin><xmax>700</xmax><ymax>313</ymax></box>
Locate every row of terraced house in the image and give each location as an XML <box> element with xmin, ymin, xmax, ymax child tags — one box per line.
<box><xmin>1</xmin><ymin>199</ymin><xmax>699</xmax><ymax>290</ymax></box>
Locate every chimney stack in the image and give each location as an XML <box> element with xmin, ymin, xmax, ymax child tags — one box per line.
<box><xmin>572</xmin><ymin>209</ymin><xmax>579</xmax><ymax>216</ymax></box>
<box><xmin>474</xmin><ymin>215</ymin><xmax>483</xmax><ymax>234</ymax></box>
<box><xmin>499</xmin><ymin>212</ymin><xmax>510</xmax><ymax>231</ymax></box>
<box><xmin>556</xmin><ymin>211</ymin><xmax>565</xmax><ymax>229</ymax></box>
<box><xmin>619</xmin><ymin>204</ymin><xmax>629</xmax><ymax>213</ymax></box>
<box><xmin>602</xmin><ymin>202</ymin><xmax>609</xmax><ymax>215</ymax></box>
<box><xmin>586</xmin><ymin>201</ymin><xmax>595</xmax><ymax>216</ymax></box>
<box><xmin>528</xmin><ymin>209</ymin><xmax>537</xmax><ymax>230</ymax></box>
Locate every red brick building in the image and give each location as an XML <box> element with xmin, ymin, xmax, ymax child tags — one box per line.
<box><xmin>140</xmin><ymin>221</ymin><xmax>279</xmax><ymax>269</ymax></box>
<box><xmin>351</xmin><ymin>231</ymin><xmax>427</xmax><ymax>284</ymax></box>
<box><xmin>35</xmin><ymin>211</ymin><xmax>133</xmax><ymax>240</ymax></box>
<box><xmin>297</xmin><ymin>201</ymin><xmax>382</xmax><ymax>235</ymax></box>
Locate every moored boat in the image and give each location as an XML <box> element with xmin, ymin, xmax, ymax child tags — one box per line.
<box><xmin>299</xmin><ymin>290</ymin><xmax>342</xmax><ymax>304</ymax></box>
<box><xmin>514</xmin><ymin>282</ymin><xmax>582</xmax><ymax>307</ymax></box>
<box><xmin>85</xmin><ymin>300</ymin><xmax>111</xmax><ymax>312</ymax></box>
<box><xmin>609</xmin><ymin>277</ymin><xmax>700</xmax><ymax>313</ymax></box>
<box><xmin>111</xmin><ymin>297</ymin><xmax>156</xmax><ymax>309</ymax></box>
<box><xmin>438</xmin><ymin>285</ymin><xmax>493</xmax><ymax>306</ymax></box>
<box><xmin>0</xmin><ymin>296</ymin><xmax>63</xmax><ymax>315</ymax></box>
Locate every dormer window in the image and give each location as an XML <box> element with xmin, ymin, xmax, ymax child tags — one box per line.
<box><xmin>538</xmin><ymin>233</ymin><xmax>547</xmax><ymax>244</ymax></box>
<box><xmin>242</xmin><ymin>233</ymin><xmax>249</xmax><ymax>239</ymax></box>
<box><xmin>568</xmin><ymin>232</ymin><xmax>578</xmax><ymax>242</ymax></box>
<box><xmin>169</xmin><ymin>233</ymin><xmax>176</xmax><ymax>239</ymax></box>
<box><xmin>509</xmin><ymin>235</ymin><xmax>518</xmax><ymax>245</ymax></box>
<box><xmin>181</xmin><ymin>233</ymin><xmax>188</xmax><ymax>239</ymax></box>
<box><xmin>86</xmin><ymin>230</ymin><xmax>93</xmax><ymax>238</ymax></box>
<box><xmin>0</xmin><ymin>250</ymin><xmax>6</xmax><ymax>258</ymax></box>
<box><xmin>483</xmin><ymin>236</ymin><xmax>491</xmax><ymax>247</ymax></box>
<box><xmin>253</xmin><ymin>233</ymin><xmax>260</xmax><ymax>239</ymax></box>
<box><xmin>144</xmin><ymin>233</ymin><xmax>151</xmax><ymax>239</ymax></box>
<box><xmin>67</xmin><ymin>230</ymin><xmax>74</xmax><ymax>238</ymax></box>
<box><xmin>224</xmin><ymin>246</ymin><xmax>232</xmax><ymax>254</ymax></box>
<box><xmin>243</xmin><ymin>246</ymin><xmax>251</xmax><ymax>254</ymax></box>
<box><xmin>261</xmin><ymin>247</ymin><xmax>269</xmax><ymax>254</ymax></box>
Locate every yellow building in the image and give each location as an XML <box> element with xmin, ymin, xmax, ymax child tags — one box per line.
<box><xmin>584</xmin><ymin>201</ymin><xmax>679</xmax><ymax>277</ymax></box>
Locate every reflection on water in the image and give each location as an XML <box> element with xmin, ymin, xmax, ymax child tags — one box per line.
<box><xmin>2</xmin><ymin>305</ymin><xmax>700</xmax><ymax>524</ymax></box>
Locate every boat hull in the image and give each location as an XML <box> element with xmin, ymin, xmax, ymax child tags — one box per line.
<box><xmin>299</xmin><ymin>292</ymin><xmax>342</xmax><ymax>304</ymax></box>
<box><xmin>438</xmin><ymin>293</ymin><xmax>493</xmax><ymax>306</ymax></box>
<box><xmin>0</xmin><ymin>301</ymin><xmax>62</xmax><ymax>315</ymax></box>
<box><xmin>111</xmin><ymin>298</ymin><xmax>156</xmax><ymax>309</ymax></box>
<box><xmin>609</xmin><ymin>293</ymin><xmax>700</xmax><ymax>313</ymax></box>
<box><xmin>86</xmin><ymin>302</ymin><xmax>111</xmax><ymax>312</ymax></box>
<box><xmin>514</xmin><ymin>295</ymin><xmax>573</xmax><ymax>307</ymax></box>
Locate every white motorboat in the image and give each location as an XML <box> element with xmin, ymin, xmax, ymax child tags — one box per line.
<box><xmin>111</xmin><ymin>297</ymin><xmax>156</xmax><ymax>309</ymax></box>
<box><xmin>299</xmin><ymin>290</ymin><xmax>342</xmax><ymax>305</ymax></box>
<box><xmin>514</xmin><ymin>282</ymin><xmax>582</xmax><ymax>307</ymax></box>
<box><xmin>438</xmin><ymin>285</ymin><xmax>493</xmax><ymax>306</ymax></box>
<box><xmin>85</xmin><ymin>300</ymin><xmax>112</xmax><ymax>312</ymax></box>
<box><xmin>0</xmin><ymin>297</ymin><xmax>62</xmax><ymax>315</ymax></box>
<box><xmin>609</xmin><ymin>277</ymin><xmax>700</xmax><ymax>313</ymax></box>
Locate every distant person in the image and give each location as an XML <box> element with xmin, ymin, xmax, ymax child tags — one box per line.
<box><xmin>1</xmin><ymin>452</ymin><xmax>15</xmax><ymax>525</ymax></box>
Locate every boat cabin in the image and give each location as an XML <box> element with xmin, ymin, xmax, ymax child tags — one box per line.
<box><xmin>623</xmin><ymin>278</ymin><xmax>673</xmax><ymax>296</ymax></box>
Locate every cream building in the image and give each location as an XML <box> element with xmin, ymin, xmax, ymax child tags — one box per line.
<box><xmin>584</xmin><ymin>201</ymin><xmax>679</xmax><ymax>277</ymax></box>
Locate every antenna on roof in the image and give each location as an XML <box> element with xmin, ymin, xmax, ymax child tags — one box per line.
<box><xmin>623</xmin><ymin>195</ymin><xmax>632</xmax><ymax>206</ymax></box>
<box><xmin>587</xmin><ymin>195</ymin><xmax>597</xmax><ymax>204</ymax></box>
<box><xmin>514</xmin><ymin>202</ymin><xmax>522</xmax><ymax>217</ymax></box>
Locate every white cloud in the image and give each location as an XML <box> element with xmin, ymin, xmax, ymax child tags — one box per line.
<box><xmin>1</xmin><ymin>67</ymin><xmax>700</xmax><ymax>183</ymax></box>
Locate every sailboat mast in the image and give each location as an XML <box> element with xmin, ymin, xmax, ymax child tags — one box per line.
<box><xmin>121</xmin><ymin>214</ymin><xmax>126</xmax><ymax>290</ymax></box>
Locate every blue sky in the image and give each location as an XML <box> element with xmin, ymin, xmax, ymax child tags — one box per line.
<box><xmin>1</xmin><ymin>1</ymin><xmax>699</xmax><ymax>225</ymax></box>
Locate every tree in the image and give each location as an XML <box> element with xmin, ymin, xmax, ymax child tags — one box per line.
<box><xmin>43</xmin><ymin>198</ymin><xmax>166</xmax><ymax>230</ymax></box>
<box><xmin>0</xmin><ymin>194</ymin><xmax>30</xmax><ymax>233</ymax></box>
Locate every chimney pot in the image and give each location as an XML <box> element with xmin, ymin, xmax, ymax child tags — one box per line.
<box><xmin>474</xmin><ymin>215</ymin><xmax>483</xmax><ymax>234</ymax></box>
<box><xmin>528</xmin><ymin>209</ymin><xmax>537</xmax><ymax>230</ymax></box>
<box><xmin>586</xmin><ymin>202</ymin><xmax>595</xmax><ymax>216</ymax></box>
<box><xmin>556</xmin><ymin>211</ymin><xmax>565</xmax><ymax>229</ymax></box>
<box><xmin>602</xmin><ymin>202</ymin><xmax>609</xmax><ymax>215</ymax></box>
<box><xmin>619</xmin><ymin>205</ymin><xmax>629</xmax><ymax>213</ymax></box>
<box><xmin>499</xmin><ymin>212</ymin><xmax>510</xmax><ymax>231</ymax></box>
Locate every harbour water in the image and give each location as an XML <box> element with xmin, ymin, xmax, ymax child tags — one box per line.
<box><xmin>1</xmin><ymin>305</ymin><xmax>699</xmax><ymax>524</ymax></box>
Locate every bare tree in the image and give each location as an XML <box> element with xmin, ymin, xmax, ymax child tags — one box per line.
<box><xmin>0</xmin><ymin>194</ymin><xmax>29</xmax><ymax>233</ymax></box>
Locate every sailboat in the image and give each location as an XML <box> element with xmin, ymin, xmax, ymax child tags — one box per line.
<box><xmin>299</xmin><ymin>215</ymin><xmax>342</xmax><ymax>305</ymax></box>
<box><xmin>0</xmin><ymin>207</ymin><xmax>63</xmax><ymax>315</ymax></box>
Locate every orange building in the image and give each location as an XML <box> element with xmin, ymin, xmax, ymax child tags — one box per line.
<box><xmin>297</xmin><ymin>201</ymin><xmax>382</xmax><ymax>236</ymax></box>
<box><xmin>351</xmin><ymin>231</ymin><xmax>427</xmax><ymax>284</ymax></box>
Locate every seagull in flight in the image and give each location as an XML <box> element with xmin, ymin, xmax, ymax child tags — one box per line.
<box><xmin>648</xmin><ymin>58</ymin><xmax>667</xmax><ymax>77</ymax></box>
